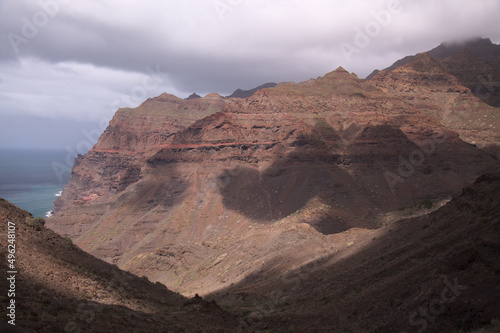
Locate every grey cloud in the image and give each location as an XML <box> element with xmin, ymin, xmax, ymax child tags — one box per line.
<box><xmin>1</xmin><ymin>0</ymin><xmax>500</xmax><ymax>150</ymax></box>
<box><xmin>2</xmin><ymin>0</ymin><xmax>500</xmax><ymax>92</ymax></box>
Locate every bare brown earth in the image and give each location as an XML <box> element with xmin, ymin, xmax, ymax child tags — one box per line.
<box><xmin>43</xmin><ymin>42</ymin><xmax>500</xmax><ymax>332</ymax></box>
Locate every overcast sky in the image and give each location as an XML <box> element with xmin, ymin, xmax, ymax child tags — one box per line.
<box><xmin>1</xmin><ymin>0</ymin><xmax>500</xmax><ymax>150</ymax></box>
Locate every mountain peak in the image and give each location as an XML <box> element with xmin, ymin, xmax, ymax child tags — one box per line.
<box><xmin>367</xmin><ymin>37</ymin><xmax>500</xmax><ymax>80</ymax></box>
<box><xmin>427</xmin><ymin>37</ymin><xmax>500</xmax><ymax>64</ymax></box>
<box><xmin>227</xmin><ymin>82</ymin><xmax>277</xmax><ymax>98</ymax></box>
<box><xmin>322</xmin><ymin>66</ymin><xmax>356</xmax><ymax>80</ymax></box>
<box><xmin>154</xmin><ymin>92</ymin><xmax>183</xmax><ymax>101</ymax></box>
<box><xmin>398</xmin><ymin>52</ymin><xmax>446</xmax><ymax>74</ymax></box>
<box><xmin>185</xmin><ymin>93</ymin><xmax>201</xmax><ymax>100</ymax></box>
<box><xmin>204</xmin><ymin>92</ymin><xmax>224</xmax><ymax>99</ymax></box>
<box><xmin>439</xmin><ymin>36</ymin><xmax>493</xmax><ymax>50</ymax></box>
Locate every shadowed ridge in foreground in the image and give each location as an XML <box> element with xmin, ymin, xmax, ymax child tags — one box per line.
<box><xmin>0</xmin><ymin>198</ymin><xmax>238</xmax><ymax>332</ymax></box>
<box><xmin>210</xmin><ymin>173</ymin><xmax>500</xmax><ymax>332</ymax></box>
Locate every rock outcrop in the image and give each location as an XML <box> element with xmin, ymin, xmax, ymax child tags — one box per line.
<box><xmin>185</xmin><ymin>92</ymin><xmax>201</xmax><ymax>100</ymax></box>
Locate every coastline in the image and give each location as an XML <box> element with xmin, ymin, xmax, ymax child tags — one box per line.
<box><xmin>0</xmin><ymin>149</ymin><xmax>71</xmax><ymax>218</ymax></box>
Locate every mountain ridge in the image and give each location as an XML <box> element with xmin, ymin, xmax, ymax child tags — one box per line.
<box><xmin>49</xmin><ymin>45</ymin><xmax>499</xmax><ymax>297</ymax></box>
<box><xmin>366</xmin><ymin>37</ymin><xmax>500</xmax><ymax>107</ymax></box>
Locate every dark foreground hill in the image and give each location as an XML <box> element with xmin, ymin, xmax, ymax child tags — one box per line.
<box><xmin>211</xmin><ymin>172</ymin><xmax>500</xmax><ymax>332</ymax></box>
<box><xmin>0</xmin><ymin>198</ymin><xmax>238</xmax><ymax>332</ymax></box>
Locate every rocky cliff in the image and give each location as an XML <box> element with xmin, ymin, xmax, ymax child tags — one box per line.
<box><xmin>54</xmin><ymin>92</ymin><xmax>226</xmax><ymax>213</ymax></box>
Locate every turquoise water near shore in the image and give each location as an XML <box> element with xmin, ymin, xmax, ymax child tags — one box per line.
<box><xmin>0</xmin><ymin>149</ymin><xmax>72</xmax><ymax>218</ymax></box>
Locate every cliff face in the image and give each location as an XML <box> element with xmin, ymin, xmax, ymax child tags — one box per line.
<box><xmin>48</xmin><ymin>53</ymin><xmax>500</xmax><ymax>302</ymax></box>
<box><xmin>95</xmin><ymin>92</ymin><xmax>226</xmax><ymax>152</ymax></box>
<box><xmin>54</xmin><ymin>92</ymin><xmax>226</xmax><ymax>213</ymax></box>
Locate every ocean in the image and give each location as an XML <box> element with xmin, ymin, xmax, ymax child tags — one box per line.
<box><xmin>0</xmin><ymin>149</ymin><xmax>72</xmax><ymax>218</ymax></box>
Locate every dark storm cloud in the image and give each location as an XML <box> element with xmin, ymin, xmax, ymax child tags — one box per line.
<box><xmin>3</xmin><ymin>0</ymin><xmax>498</xmax><ymax>91</ymax></box>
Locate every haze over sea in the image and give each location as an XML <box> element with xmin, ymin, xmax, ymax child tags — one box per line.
<box><xmin>0</xmin><ymin>149</ymin><xmax>72</xmax><ymax>218</ymax></box>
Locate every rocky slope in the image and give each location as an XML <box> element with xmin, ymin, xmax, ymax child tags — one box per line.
<box><xmin>0</xmin><ymin>198</ymin><xmax>238</xmax><ymax>332</ymax></box>
<box><xmin>371</xmin><ymin>52</ymin><xmax>500</xmax><ymax>155</ymax></box>
<box><xmin>367</xmin><ymin>37</ymin><xmax>500</xmax><ymax>108</ymax></box>
<box><xmin>48</xmin><ymin>48</ymin><xmax>500</xmax><ymax>310</ymax></box>
<box><xmin>10</xmin><ymin>169</ymin><xmax>500</xmax><ymax>332</ymax></box>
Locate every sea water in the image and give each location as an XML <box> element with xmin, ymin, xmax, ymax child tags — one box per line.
<box><xmin>0</xmin><ymin>149</ymin><xmax>72</xmax><ymax>218</ymax></box>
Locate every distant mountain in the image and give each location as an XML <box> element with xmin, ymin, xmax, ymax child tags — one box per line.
<box><xmin>366</xmin><ymin>37</ymin><xmax>500</xmax><ymax>107</ymax></box>
<box><xmin>367</xmin><ymin>37</ymin><xmax>500</xmax><ymax>79</ymax></box>
<box><xmin>227</xmin><ymin>82</ymin><xmax>277</xmax><ymax>98</ymax></box>
<box><xmin>185</xmin><ymin>92</ymin><xmax>201</xmax><ymax>100</ymax></box>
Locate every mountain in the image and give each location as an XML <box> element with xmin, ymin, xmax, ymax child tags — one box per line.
<box><xmin>0</xmin><ymin>198</ymin><xmax>238</xmax><ymax>332</ymax></box>
<box><xmin>370</xmin><ymin>52</ymin><xmax>500</xmax><ymax>156</ymax></box>
<box><xmin>54</xmin><ymin>92</ymin><xmax>226</xmax><ymax>213</ymax></box>
<box><xmin>227</xmin><ymin>82</ymin><xmax>277</xmax><ymax>98</ymax></box>
<box><xmin>185</xmin><ymin>93</ymin><xmax>201</xmax><ymax>100</ymax></box>
<box><xmin>367</xmin><ymin>37</ymin><xmax>500</xmax><ymax>78</ymax></box>
<box><xmin>366</xmin><ymin>37</ymin><xmax>500</xmax><ymax>107</ymax></box>
<box><xmin>48</xmin><ymin>59</ymin><xmax>499</xmax><ymax>299</ymax></box>
<box><xmin>44</xmin><ymin>40</ymin><xmax>500</xmax><ymax>331</ymax></box>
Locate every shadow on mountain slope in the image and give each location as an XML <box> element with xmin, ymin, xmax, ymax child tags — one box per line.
<box><xmin>216</xmin><ymin>123</ymin><xmax>498</xmax><ymax>235</ymax></box>
<box><xmin>215</xmin><ymin>130</ymin><xmax>378</xmax><ymax>235</ymax></box>
<box><xmin>210</xmin><ymin>173</ymin><xmax>500</xmax><ymax>332</ymax></box>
